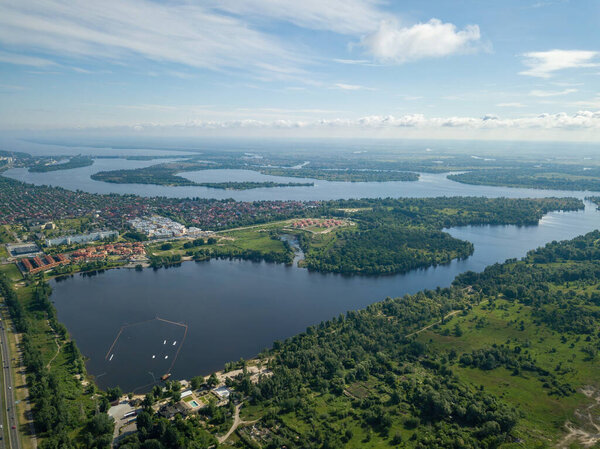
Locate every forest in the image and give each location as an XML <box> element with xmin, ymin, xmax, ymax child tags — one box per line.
<box><xmin>448</xmin><ymin>167</ymin><xmax>600</xmax><ymax>191</ymax></box>
<box><xmin>258</xmin><ymin>168</ymin><xmax>419</xmax><ymax>182</ymax></box>
<box><xmin>298</xmin><ymin>196</ymin><xmax>582</xmax><ymax>275</ymax></box>
<box><xmin>91</xmin><ymin>165</ymin><xmax>313</xmax><ymax>189</ymax></box>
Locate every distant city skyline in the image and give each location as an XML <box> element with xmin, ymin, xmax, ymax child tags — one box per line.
<box><xmin>0</xmin><ymin>0</ymin><xmax>599</xmax><ymax>141</ymax></box>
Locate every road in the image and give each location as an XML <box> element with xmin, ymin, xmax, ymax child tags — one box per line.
<box><xmin>0</xmin><ymin>309</ymin><xmax>21</xmax><ymax>449</ymax></box>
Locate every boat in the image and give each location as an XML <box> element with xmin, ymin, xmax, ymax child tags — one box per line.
<box><xmin>161</xmin><ymin>373</ymin><xmax>171</xmax><ymax>381</ymax></box>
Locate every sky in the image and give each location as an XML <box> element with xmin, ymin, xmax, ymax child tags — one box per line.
<box><xmin>0</xmin><ymin>0</ymin><xmax>599</xmax><ymax>141</ymax></box>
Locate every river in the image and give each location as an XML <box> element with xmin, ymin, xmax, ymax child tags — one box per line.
<box><xmin>5</xmin><ymin>159</ymin><xmax>600</xmax><ymax>201</ymax></box>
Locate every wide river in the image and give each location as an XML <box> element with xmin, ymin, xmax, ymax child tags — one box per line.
<box><xmin>5</xmin><ymin>157</ymin><xmax>600</xmax><ymax>201</ymax></box>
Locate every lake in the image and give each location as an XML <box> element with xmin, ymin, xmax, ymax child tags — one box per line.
<box><xmin>49</xmin><ymin>201</ymin><xmax>600</xmax><ymax>392</ymax></box>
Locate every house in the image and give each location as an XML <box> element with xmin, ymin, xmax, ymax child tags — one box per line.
<box><xmin>212</xmin><ymin>386</ymin><xmax>231</xmax><ymax>400</ymax></box>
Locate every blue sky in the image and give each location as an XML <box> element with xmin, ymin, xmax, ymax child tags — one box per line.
<box><xmin>0</xmin><ymin>0</ymin><xmax>599</xmax><ymax>141</ymax></box>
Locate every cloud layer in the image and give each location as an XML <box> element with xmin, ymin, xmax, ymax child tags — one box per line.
<box><xmin>129</xmin><ymin>110</ymin><xmax>600</xmax><ymax>131</ymax></box>
<box><xmin>0</xmin><ymin>0</ymin><xmax>481</xmax><ymax>74</ymax></box>
<box><xmin>0</xmin><ymin>0</ymin><xmax>298</xmax><ymax>74</ymax></box>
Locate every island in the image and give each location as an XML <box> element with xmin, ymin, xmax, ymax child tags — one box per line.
<box><xmin>28</xmin><ymin>155</ymin><xmax>94</xmax><ymax>172</ymax></box>
<box><xmin>448</xmin><ymin>166</ymin><xmax>600</xmax><ymax>191</ymax></box>
<box><xmin>91</xmin><ymin>164</ymin><xmax>314</xmax><ymax>189</ymax></box>
<box><xmin>258</xmin><ymin>167</ymin><xmax>420</xmax><ymax>182</ymax></box>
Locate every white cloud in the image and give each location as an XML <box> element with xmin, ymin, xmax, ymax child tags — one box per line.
<box><xmin>333</xmin><ymin>83</ymin><xmax>373</xmax><ymax>91</ymax></box>
<box><xmin>570</xmin><ymin>96</ymin><xmax>600</xmax><ymax>109</ymax></box>
<box><xmin>333</xmin><ymin>59</ymin><xmax>372</xmax><ymax>65</ymax></box>
<box><xmin>497</xmin><ymin>102</ymin><xmax>526</xmax><ymax>107</ymax></box>
<box><xmin>0</xmin><ymin>50</ymin><xmax>56</xmax><ymax>67</ymax></box>
<box><xmin>520</xmin><ymin>50</ymin><xmax>599</xmax><ymax>78</ymax></box>
<box><xmin>0</xmin><ymin>0</ymin><xmax>300</xmax><ymax>76</ymax></box>
<box><xmin>211</xmin><ymin>0</ymin><xmax>386</xmax><ymax>35</ymax></box>
<box><xmin>0</xmin><ymin>84</ymin><xmax>26</xmax><ymax>91</ymax></box>
<box><xmin>529</xmin><ymin>88</ymin><xmax>577</xmax><ymax>97</ymax></box>
<box><xmin>361</xmin><ymin>19</ymin><xmax>481</xmax><ymax>63</ymax></box>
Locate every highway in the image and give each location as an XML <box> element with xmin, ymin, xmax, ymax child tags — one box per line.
<box><xmin>0</xmin><ymin>308</ymin><xmax>21</xmax><ymax>449</ymax></box>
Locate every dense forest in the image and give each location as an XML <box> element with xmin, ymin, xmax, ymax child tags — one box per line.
<box><xmin>258</xmin><ymin>168</ymin><xmax>419</xmax><ymax>182</ymax></box>
<box><xmin>211</xmin><ymin>230</ymin><xmax>600</xmax><ymax>448</ymax></box>
<box><xmin>299</xmin><ymin>196</ymin><xmax>582</xmax><ymax>275</ymax></box>
<box><xmin>91</xmin><ymin>166</ymin><xmax>313</xmax><ymax>189</ymax></box>
<box><xmin>300</xmin><ymin>227</ymin><xmax>472</xmax><ymax>274</ymax></box>
<box><xmin>448</xmin><ymin>168</ymin><xmax>600</xmax><ymax>191</ymax></box>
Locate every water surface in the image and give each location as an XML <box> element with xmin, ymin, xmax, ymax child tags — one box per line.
<box><xmin>5</xmin><ymin>163</ymin><xmax>597</xmax><ymax>201</ymax></box>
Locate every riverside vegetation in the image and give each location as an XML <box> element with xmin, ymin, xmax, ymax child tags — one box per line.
<box><xmin>28</xmin><ymin>155</ymin><xmax>94</xmax><ymax>173</ymax></box>
<box><xmin>448</xmin><ymin>167</ymin><xmax>600</xmax><ymax>192</ymax></box>
<box><xmin>0</xmin><ymin>271</ymin><xmax>115</xmax><ymax>449</ymax></box>
<box><xmin>148</xmin><ymin>196</ymin><xmax>582</xmax><ymax>275</ymax></box>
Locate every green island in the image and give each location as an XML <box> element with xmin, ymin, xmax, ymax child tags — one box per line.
<box><xmin>448</xmin><ymin>167</ymin><xmax>600</xmax><ymax>191</ymax></box>
<box><xmin>257</xmin><ymin>168</ymin><xmax>419</xmax><ymax>182</ymax></box>
<box><xmin>29</xmin><ymin>155</ymin><xmax>94</xmax><ymax>173</ymax></box>
<box><xmin>91</xmin><ymin>165</ymin><xmax>314</xmax><ymax>189</ymax></box>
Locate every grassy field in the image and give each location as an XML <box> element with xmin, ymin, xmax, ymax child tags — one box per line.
<box><xmin>418</xmin><ymin>293</ymin><xmax>600</xmax><ymax>446</ymax></box>
<box><xmin>146</xmin><ymin>220</ymin><xmax>297</xmax><ymax>260</ymax></box>
<box><xmin>0</xmin><ymin>263</ymin><xmax>22</xmax><ymax>282</ymax></box>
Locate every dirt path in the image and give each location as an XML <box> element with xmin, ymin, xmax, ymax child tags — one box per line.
<box><xmin>45</xmin><ymin>320</ymin><xmax>61</xmax><ymax>369</ymax></box>
<box><xmin>557</xmin><ymin>386</ymin><xmax>600</xmax><ymax>448</ymax></box>
<box><xmin>46</xmin><ymin>338</ymin><xmax>61</xmax><ymax>370</ymax></box>
<box><xmin>404</xmin><ymin>310</ymin><xmax>461</xmax><ymax>338</ymax></box>
<box><xmin>218</xmin><ymin>403</ymin><xmax>257</xmax><ymax>444</ymax></box>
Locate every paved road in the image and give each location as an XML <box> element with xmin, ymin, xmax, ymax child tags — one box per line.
<box><xmin>0</xmin><ymin>310</ymin><xmax>21</xmax><ymax>449</ymax></box>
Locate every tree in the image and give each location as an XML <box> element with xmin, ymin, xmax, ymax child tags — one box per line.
<box><xmin>106</xmin><ymin>386</ymin><xmax>122</xmax><ymax>402</ymax></box>
<box><xmin>453</xmin><ymin>323</ymin><xmax>463</xmax><ymax>337</ymax></box>
<box><xmin>191</xmin><ymin>376</ymin><xmax>204</xmax><ymax>390</ymax></box>
<box><xmin>207</xmin><ymin>373</ymin><xmax>218</xmax><ymax>387</ymax></box>
<box><xmin>88</xmin><ymin>413</ymin><xmax>114</xmax><ymax>436</ymax></box>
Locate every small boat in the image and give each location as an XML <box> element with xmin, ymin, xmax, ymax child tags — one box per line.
<box><xmin>161</xmin><ymin>373</ymin><xmax>171</xmax><ymax>381</ymax></box>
